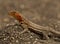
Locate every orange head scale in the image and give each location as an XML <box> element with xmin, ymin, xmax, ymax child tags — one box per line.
<box><xmin>9</xmin><ymin>11</ymin><xmax>23</xmax><ymax>22</ymax></box>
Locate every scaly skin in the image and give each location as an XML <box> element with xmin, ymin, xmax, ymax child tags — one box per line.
<box><xmin>9</xmin><ymin>11</ymin><xmax>60</xmax><ymax>38</ymax></box>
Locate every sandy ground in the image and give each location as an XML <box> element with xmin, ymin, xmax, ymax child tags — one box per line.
<box><xmin>0</xmin><ymin>0</ymin><xmax>60</xmax><ymax>44</ymax></box>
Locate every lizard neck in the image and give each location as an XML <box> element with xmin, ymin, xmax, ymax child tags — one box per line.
<box><xmin>14</xmin><ymin>12</ymin><xmax>23</xmax><ymax>22</ymax></box>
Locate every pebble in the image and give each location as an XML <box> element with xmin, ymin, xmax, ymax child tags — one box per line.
<box><xmin>14</xmin><ymin>20</ymin><xmax>18</xmax><ymax>23</ymax></box>
<box><xmin>3</xmin><ymin>18</ymin><xmax>9</xmax><ymax>22</ymax></box>
<box><xmin>11</xmin><ymin>37</ymin><xmax>15</xmax><ymax>40</ymax></box>
<box><xmin>9</xmin><ymin>43</ymin><xmax>12</xmax><ymax>44</ymax></box>
<box><xmin>33</xmin><ymin>40</ymin><xmax>37</xmax><ymax>44</ymax></box>
<box><xmin>6</xmin><ymin>24</ymin><xmax>10</xmax><ymax>26</ymax></box>
<box><xmin>57</xmin><ymin>21</ymin><xmax>60</xmax><ymax>24</ymax></box>
<box><xmin>30</xmin><ymin>36</ymin><xmax>33</xmax><ymax>38</ymax></box>
<box><xmin>16</xmin><ymin>40</ymin><xmax>19</xmax><ymax>43</ymax></box>
<box><xmin>35</xmin><ymin>38</ymin><xmax>38</xmax><ymax>41</ymax></box>
<box><xmin>27</xmin><ymin>42</ymin><xmax>31</xmax><ymax>44</ymax></box>
<box><xmin>4</xmin><ymin>38</ymin><xmax>7</xmax><ymax>40</ymax></box>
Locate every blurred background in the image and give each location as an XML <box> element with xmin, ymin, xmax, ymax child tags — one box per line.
<box><xmin>0</xmin><ymin>0</ymin><xmax>60</xmax><ymax>44</ymax></box>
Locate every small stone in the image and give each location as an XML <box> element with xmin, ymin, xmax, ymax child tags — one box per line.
<box><xmin>27</xmin><ymin>42</ymin><xmax>31</xmax><ymax>44</ymax></box>
<box><xmin>11</xmin><ymin>37</ymin><xmax>14</xmax><ymax>40</ymax></box>
<box><xmin>20</xmin><ymin>38</ymin><xmax>23</xmax><ymax>39</ymax></box>
<box><xmin>55</xmin><ymin>25</ymin><xmax>58</xmax><ymax>28</ymax></box>
<box><xmin>9</xmin><ymin>43</ymin><xmax>12</xmax><ymax>44</ymax></box>
<box><xmin>6</xmin><ymin>24</ymin><xmax>10</xmax><ymax>26</ymax></box>
<box><xmin>4</xmin><ymin>38</ymin><xmax>7</xmax><ymax>40</ymax></box>
<box><xmin>30</xmin><ymin>36</ymin><xmax>33</xmax><ymax>38</ymax></box>
<box><xmin>3</xmin><ymin>18</ymin><xmax>9</xmax><ymax>22</ymax></box>
<box><xmin>3</xmin><ymin>34</ymin><xmax>5</xmax><ymax>36</ymax></box>
<box><xmin>15</xmin><ymin>26</ymin><xmax>18</xmax><ymax>28</ymax></box>
<box><xmin>33</xmin><ymin>40</ymin><xmax>37</xmax><ymax>44</ymax></box>
<box><xmin>35</xmin><ymin>38</ymin><xmax>38</xmax><ymax>41</ymax></box>
<box><xmin>57</xmin><ymin>21</ymin><xmax>60</xmax><ymax>24</ymax></box>
<box><xmin>14</xmin><ymin>20</ymin><xmax>18</xmax><ymax>23</ymax></box>
<box><xmin>16</xmin><ymin>40</ymin><xmax>19</xmax><ymax>43</ymax></box>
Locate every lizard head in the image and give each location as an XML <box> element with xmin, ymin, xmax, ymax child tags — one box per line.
<box><xmin>9</xmin><ymin>11</ymin><xmax>17</xmax><ymax>18</ymax></box>
<box><xmin>9</xmin><ymin>11</ymin><xmax>23</xmax><ymax>22</ymax></box>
